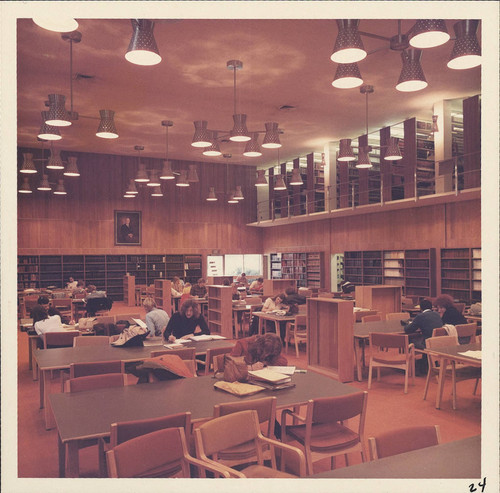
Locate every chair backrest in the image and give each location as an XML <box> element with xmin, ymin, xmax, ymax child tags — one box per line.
<box><xmin>195</xmin><ymin>410</ymin><xmax>260</xmax><ymax>458</ymax></box>
<box><xmin>455</xmin><ymin>303</ymin><xmax>466</xmax><ymax>314</ymax></box>
<box><xmin>293</xmin><ymin>314</ymin><xmax>307</xmax><ymax>328</ymax></box>
<box><xmin>52</xmin><ymin>298</ymin><xmax>72</xmax><ymax>312</ymax></box>
<box><xmin>369</xmin><ymin>332</ymin><xmax>409</xmax><ymax>352</ymax></box>
<box><xmin>385</xmin><ymin>312</ymin><xmax>408</xmax><ymax>321</ymax></box>
<box><xmin>67</xmin><ymin>373</ymin><xmax>126</xmax><ymax>393</ymax></box>
<box><xmin>69</xmin><ymin>360</ymin><xmax>123</xmax><ymax>378</ymax></box>
<box><xmin>107</xmin><ymin>427</ymin><xmax>192</xmax><ymax>478</ymax></box>
<box><xmin>73</xmin><ymin>335</ymin><xmax>110</xmax><ymax>347</ymax></box>
<box><xmin>245</xmin><ymin>297</ymin><xmax>263</xmax><ymax>305</ymax></box>
<box><xmin>425</xmin><ymin>335</ymin><xmax>459</xmax><ymax>370</ymax></box>
<box><xmin>150</xmin><ymin>347</ymin><xmax>196</xmax><ymax>361</ymax></box>
<box><xmin>110</xmin><ymin>412</ymin><xmax>192</xmax><ymax>448</ymax></box>
<box><xmin>204</xmin><ymin>346</ymin><xmax>233</xmax><ymax>376</ymax></box>
<box><xmin>43</xmin><ymin>331</ymin><xmax>80</xmax><ymax>349</ymax></box>
<box><xmin>72</xmin><ymin>291</ymin><xmax>86</xmax><ymax>300</ymax></box>
<box><xmin>311</xmin><ymin>391</ymin><xmax>368</xmax><ymax>425</ymax></box>
<box><xmin>361</xmin><ymin>314</ymin><xmax>382</xmax><ymax>323</ymax></box>
<box><xmin>368</xmin><ymin>425</ymin><xmax>440</xmax><ymax>460</ymax></box>
<box><xmin>213</xmin><ymin>397</ymin><xmax>277</xmax><ymax>439</ymax></box>
<box><xmin>455</xmin><ymin>323</ymin><xmax>477</xmax><ymax>344</ymax></box>
<box><xmin>298</xmin><ymin>288</ymin><xmax>313</xmax><ymax>298</ymax></box>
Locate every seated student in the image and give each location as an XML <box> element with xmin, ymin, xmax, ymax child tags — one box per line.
<box><xmin>143</xmin><ymin>297</ymin><xmax>170</xmax><ymax>338</ymax></box>
<box><xmin>164</xmin><ymin>299</ymin><xmax>209</xmax><ymax>342</ymax></box>
<box><xmin>72</xmin><ymin>280</ymin><xmax>87</xmax><ymax>297</ymax></box>
<box><xmin>249</xmin><ymin>277</ymin><xmax>264</xmax><ymax>294</ymax></box>
<box><xmin>283</xmin><ymin>287</ymin><xmax>307</xmax><ymax>305</ymax></box>
<box><xmin>66</xmin><ymin>276</ymin><xmax>78</xmax><ymax>291</ymax></box>
<box><xmin>341</xmin><ymin>281</ymin><xmax>356</xmax><ymax>294</ymax></box>
<box><xmin>85</xmin><ymin>284</ymin><xmax>106</xmax><ymax>300</ymax></box>
<box><xmin>262</xmin><ymin>293</ymin><xmax>288</xmax><ymax>313</ymax></box>
<box><xmin>236</xmin><ymin>272</ymin><xmax>249</xmax><ymax>287</ymax></box>
<box><xmin>31</xmin><ymin>305</ymin><xmax>64</xmax><ymax>336</ymax></box>
<box><xmin>31</xmin><ymin>296</ymin><xmax>61</xmax><ymax>319</ymax></box>
<box><xmin>172</xmin><ymin>276</ymin><xmax>185</xmax><ymax>295</ymax></box>
<box><xmin>231</xmin><ymin>333</ymin><xmax>288</xmax><ymax>369</ymax></box>
<box><xmin>435</xmin><ymin>294</ymin><xmax>467</xmax><ymax>325</ymax></box>
<box><xmin>190</xmin><ymin>278</ymin><xmax>207</xmax><ymax>298</ymax></box>
<box><xmin>182</xmin><ymin>282</ymin><xmax>192</xmax><ymax>295</ymax></box>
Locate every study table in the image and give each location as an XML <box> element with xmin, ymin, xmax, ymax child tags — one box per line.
<box><xmin>424</xmin><ymin>342</ymin><xmax>481</xmax><ymax>409</ymax></box>
<box><xmin>34</xmin><ymin>339</ymin><xmax>234</xmax><ymax>429</ymax></box>
<box><xmin>232</xmin><ymin>303</ymin><xmax>262</xmax><ymax>337</ymax></box>
<box><xmin>310</xmin><ymin>435</ymin><xmax>480</xmax><ymax>478</ymax></box>
<box><xmin>252</xmin><ymin>311</ymin><xmax>297</xmax><ymax>336</ymax></box>
<box><xmin>49</xmin><ymin>370</ymin><xmax>360</xmax><ymax>477</ymax></box>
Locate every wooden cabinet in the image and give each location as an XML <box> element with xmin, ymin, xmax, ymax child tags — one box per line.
<box><xmin>307</xmin><ymin>298</ymin><xmax>354</xmax><ymax>382</ymax></box>
<box><xmin>154</xmin><ymin>279</ymin><xmax>172</xmax><ymax>315</ymax></box>
<box><xmin>207</xmin><ymin>285</ymin><xmax>233</xmax><ymax>338</ymax></box>
<box><xmin>441</xmin><ymin>247</ymin><xmax>481</xmax><ymax>303</ymax></box>
<box><xmin>123</xmin><ymin>275</ymin><xmax>135</xmax><ymax>307</ymax></box>
<box><xmin>354</xmin><ymin>285</ymin><xmax>402</xmax><ymax>318</ymax></box>
<box><xmin>263</xmin><ymin>279</ymin><xmax>297</xmax><ymax>297</ymax></box>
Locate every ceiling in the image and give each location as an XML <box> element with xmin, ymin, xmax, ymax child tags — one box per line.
<box><xmin>16</xmin><ymin>17</ymin><xmax>481</xmax><ymax>168</ymax></box>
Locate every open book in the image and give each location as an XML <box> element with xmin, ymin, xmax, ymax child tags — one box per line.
<box><xmin>132</xmin><ymin>318</ymin><xmax>147</xmax><ymax>329</ymax></box>
<box><xmin>247</xmin><ymin>368</ymin><xmax>292</xmax><ymax>385</ymax></box>
<box><xmin>190</xmin><ymin>334</ymin><xmax>227</xmax><ymax>341</ymax></box>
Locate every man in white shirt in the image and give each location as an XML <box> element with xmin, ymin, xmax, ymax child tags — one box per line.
<box><xmin>143</xmin><ymin>297</ymin><xmax>170</xmax><ymax>338</ymax></box>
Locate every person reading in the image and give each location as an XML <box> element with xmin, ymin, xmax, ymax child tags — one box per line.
<box><xmin>163</xmin><ymin>299</ymin><xmax>209</xmax><ymax>342</ymax></box>
<box><xmin>143</xmin><ymin>297</ymin><xmax>170</xmax><ymax>338</ymax></box>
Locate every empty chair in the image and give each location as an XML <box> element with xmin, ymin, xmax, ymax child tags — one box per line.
<box><xmin>368</xmin><ymin>425</ymin><xmax>441</xmax><ymax>460</ymax></box>
<box><xmin>107</xmin><ymin>427</ymin><xmax>229</xmax><ymax>478</ymax></box>
<box><xmin>281</xmin><ymin>391</ymin><xmax>368</xmax><ymax>476</ymax></box>
<box><xmin>368</xmin><ymin>333</ymin><xmax>415</xmax><ymax>394</ymax></box>
<box><xmin>385</xmin><ymin>312</ymin><xmax>409</xmax><ymax>321</ymax></box>
<box><xmin>52</xmin><ymin>298</ymin><xmax>73</xmax><ymax>322</ymax></box>
<box><xmin>43</xmin><ymin>330</ymin><xmax>80</xmax><ymax>349</ymax></box>
<box><xmin>361</xmin><ymin>314</ymin><xmax>382</xmax><ymax>323</ymax></box>
<box><xmin>99</xmin><ymin>412</ymin><xmax>192</xmax><ymax>478</ymax></box>
<box><xmin>195</xmin><ymin>410</ymin><xmax>306</xmax><ymax>478</ymax></box>
<box><xmin>73</xmin><ymin>335</ymin><xmax>110</xmax><ymax>347</ymax></box>
<box><xmin>423</xmin><ymin>336</ymin><xmax>481</xmax><ymax>410</ymax></box>
<box><xmin>201</xmin><ymin>346</ymin><xmax>233</xmax><ymax>376</ymax></box>
<box><xmin>212</xmin><ymin>397</ymin><xmax>277</xmax><ymax>467</ymax></box>
<box><xmin>285</xmin><ymin>314</ymin><xmax>307</xmax><ymax>357</ymax></box>
<box><xmin>69</xmin><ymin>360</ymin><xmax>124</xmax><ymax>379</ymax></box>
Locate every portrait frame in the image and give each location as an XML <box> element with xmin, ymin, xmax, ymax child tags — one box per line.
<box><xmin>115</xmin><ymin>210</ymin><xmax>142</xmax><ymax>246</ymax></box>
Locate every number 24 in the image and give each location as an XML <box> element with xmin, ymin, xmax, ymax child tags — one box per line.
<box><xmin>469</xmin><ymin>478</ymin><xmax>486</xmax><ymax>492</ymax></box>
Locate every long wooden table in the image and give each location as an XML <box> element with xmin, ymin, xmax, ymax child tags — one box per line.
<box><xmin>310</xmin><ymin>435</ymin><xmax>480</xmax><ymax>478</ymax></box>
<box><xmin>34</xmin><ymin>339</ymin><xmax>234</xmax><ymax>429</ymax></box>
<box><xmin>424</xmin><ymin>342</ymin><xmax>481</xmax><ymax>409</ymax></box>
<box><xmin>50</xmin><ymin>371</ymin><xmax>360</xmax><ymax>477</ymax></box>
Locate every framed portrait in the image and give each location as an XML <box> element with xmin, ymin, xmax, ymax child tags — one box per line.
<box><xmin>115</xmin><ymin>210</ymin><xmax>142</xmax><ymax>246</ymax></box>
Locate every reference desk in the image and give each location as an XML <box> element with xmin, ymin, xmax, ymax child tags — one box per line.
<box><xmin>50</xmin><ymin>371</ymin><xmax>360</xmax><ymax>477</ymax></box>
<box><xmin>310</xmin><ymin>435</ymin><xmax>480</xmax><ymax>479</ymax></box>
<box><xmin>34</xmin><ymin>339</ymin><xmax>234</xmax><ymax>429</ymax></box>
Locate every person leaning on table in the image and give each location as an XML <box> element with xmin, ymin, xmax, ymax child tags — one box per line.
<box><xmin>249</xmin><ymin>277</ymin><xmax>264</xmax><ymax>294</ymax></box>
<box><xmin>190</xmin><ymin>278</ymin><xmax>208</xmax><ymax>298</ymax></box>
<box><xmin>143</xmin><ymin>297</ymin><xmax>170</xmax><ymax>338</ymax></box>
<box><xmin>231</xmin><ymin>333</ymin><xmax>288</xmax><ymax>370</ymax></box>
<box><xmin>31</xmin><ymin>304</ymin><xmax>64</xmax><ymax>336</ymax></box>
<box><xmin>163</xmin><ymin>299</ymin><xmax>209</xmax><ymax>342</ymax></box>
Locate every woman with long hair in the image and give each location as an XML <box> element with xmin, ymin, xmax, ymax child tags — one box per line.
<box><xmin>163</xmin><ymin>299</ymin><xmax>209</xmax><ymax>342</ymax></box>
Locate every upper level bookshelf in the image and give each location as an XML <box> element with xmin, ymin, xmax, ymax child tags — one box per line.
<box><xmin>441</xmin><ymin>247</ymin><xmax>481</xmax><ymax>303</ymax></box>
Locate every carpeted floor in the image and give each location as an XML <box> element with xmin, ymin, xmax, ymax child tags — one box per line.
<box><xmin>17</xmin><ymin>302</ymin><xmax>481</xmax><ymax>478</ymax></box>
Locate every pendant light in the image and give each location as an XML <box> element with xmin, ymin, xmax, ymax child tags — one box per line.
<box><xmin>53</xmin><ymin>179</ymin><xmax>67</xmax><ymax>195</ymax></box>
<box><xmin>206</xmin><ymin>187</ymin><xmax>218</xmax><ymax>201</ymax></box>
<box><xmin>176</xmin><ymin>170</ymin><xmax>189</xmax><ymax>187</ymax></box>
<box><xmin>384</xmin><ymin>137</ymin><xmax>403</xmax><ymax>161</ymax></box>
<box><xmin>134</xmin><ymin>146</ymin><xmax>149</xmax><ymax>183</ymax></box>
<box><xmin>147</xmin><ymin>170</ymin><xmax>161</xmax><ymax>187</ymax></box>
<box><xmin>33</xmin><ymin>17</ymin><xmax>78</xmax><ymax>33</ymax></box>
<box><xmin>20</xmin><ymin>153</ymin><xmax>37</xmax><ymax>174</ymax></box>
<box><xmin>331</xmin><ymin>20</ymin><xmax>367</xmax><ymax>63</ymax></box>
<box><xmin>290</xmin><ymin>168</ymin><xmax>303</xmax><ymax>186</ymax></box>
<box><xmin>64</xmin><ymin>156</ymin><xmax>80</xmax><ymax>177</ymax></box>
<box><xmin>187</xmin><ymin>165</ymin><xmax>199</xmax><ymax>183</ymax></box>
<box><xmin>96</xmin><ymin>110</ymin><xmax>118</xmax><ymax>139</ymax></box>
<box><xmin>409</xmin><ymin>20</ymin><xmax>450</xmax><ymax>49</ymax></box>
<box><xmin>320</xmin><ymin>153</ymin><xmax>326</xmax><ymax>169</ymax></box>
<box><xmin>274</xmin><ymin>174</ymin><xmax>287</xmax><ymax>191</ymax></box>
<box><xmin>46</xmin><ymin>94</ymin><xmax>72</xmax><ymax>127</ymax></box>
<box><xmin>19</xmin><ymin>177</ymin><xmax>33</xmax><ymax>194</ymax></box>
<box><xmin>332</xmin><ymin>63</ymin><xmax>363</xmax><ymax>89</ymax></box>
<box><xmin>338</xmin><ymin>139</ymin><xmax>356</xmax><ymax>162</ymax></box>
<box><xmin>151</xmin><ymin>186</ymin><xmax>163</xmax><ymax>197</ymax></box>
<box><xmin>396</xmin><ymin>49</ymin><xmax>427</xmax><ymax>92</ymax></box>
<box><xmin>262</xmin><ymin>122</ymin><xmax>282</xmax><ymax>149</ymax></box>
<box><xmin>124</xmin><ymin>193</ymin><xmax>135</xmax><ymax>198</ymax></box>
<box><xmin>228</xmin><ymin>60</ymin><xmax>251</xmax><ymax>142</ymax></box>
<box><xmin>46</xmin><ymin>145</ymin><xmax>64</xmax><ymax>169</ymax></box>
<box><xmin>160</xmin><ymin>121</ymin><xmax>176</xmax><ymax>179</ymax></box>
<box><xmin>447</xmin><ymin>20</ymin><xmax>481</xmax><ymax>70</ymax></box>
<box><xmin>243</xmin><ymin>133</ymin><xmax>262</xmax><ymax>157</ymax></box>
<box><xmin>255</xmin><ymin>169</ymin><xmax>268</xmax><ymax>187</ymax></box>
<box><xmin>125</xmin><ymin>19</ymin><xmax>161</xmax><ymax>66</ymax></box>
<box><xmin>191</xmin><ymin>120</ymin><xmax>212</xmax><ymax>148</ymax></box>
<box><xmin>356</xmin><ymin>147</ymin><xmax>372</xmax><ymax>169</ymax></box>
<box><xmin>227</xmin><ymin>191</ymin><xmax>238</xmax><ymax>204</ymax></box>
<box><xmin>38</xmin><ymin>111</ymin><xmax>62</xmax><ymax>141</ymax></box>
<box><xmin>356</xmin><ymin>85</ymin><xmax>374</xmax><ymax>169</ymax></box>
<box><xmin>203</xmin><ymin>131</ymin><xmax>222</xmax><ymax>157</ymax></box>
<box><xmin>126</xmin><ymin>179</ymin><xmax>138</xmax><ymax>195</ymax></box>
<box><xmin>37</xmin><ymin>174</ymin><xmax>52</xmax><ymax>191</ymax></box>
<box><xmin>234</xmin><ymin>186</ymin><xmax>244</xmax><ymax>200</ymax></box>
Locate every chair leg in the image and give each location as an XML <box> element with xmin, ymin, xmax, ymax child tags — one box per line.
<box><xmin>404</xmin><ymin>367</ymin><xmax>408</xmax><ymax>394</ymax></box>
<box><xmin>305</xmin><ymin>449</ymin><xmax>314</xmax><ymax>476</ymax></box>
<box><xmin>451</xmin><ymin>361</ymin><xmax>457</xmax><ymax>410</ymax></box>
<box><xmin>344</xmin><ymin>453</ymin><xmax>349</xmax><ymax>466</ymax></box>
<box><xmin>423</xmin><ymin>368</ymin><xmax>432</xmax><ymax>400</ymax></box>
<box><xmin>473</xmin><ymin>378</ymin><xmax>480</xmax><ymax>395</ymax></box>
<box><xmin>367</xmin><ymin>362</ymin><xmax>373</xmax><ymax>390</ymax></box>
<box><xmin>295</xmin><ymin>337</ymin><xmax>300</xmax><ymax>358</ymax></box>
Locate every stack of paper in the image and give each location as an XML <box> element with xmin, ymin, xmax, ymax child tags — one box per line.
<box><xmin>248</xmin><ymin>368</ymin><xmax>292</xmax><ymax>385</ymax></box>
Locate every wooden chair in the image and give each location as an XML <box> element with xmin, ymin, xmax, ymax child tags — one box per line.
<box><xmin>212</xmin><ymin>397</ymin><xmax>277</xmax><ymax>467</ymax></box>
<box><xmin>201</xmin><ymin>346</ymin><xmax>233</xmax><ymax>376</ymax></box>
<box><xmin>354</xmin><ymin>309</ymin><xmax>378</xmax><ymax>322</ymax></box>
<box><xmin>368</xmin><ymin>425</ymin><xmax>441</xmax><ymax>460</ymax></box>
<box><xmin>432</xmin><ymin>323</ymin><xmax>477</xmax><ymax>344</ymax></box>
<box><xmin>298</xmin><ymin>288</ymin><xmax>313</xmax><ymax>298</ymax></box>
<box><xmin>73</xmin><ymin>335</ymin><xmax>110</xmax><ymax>347</ymax></box>
<box><xmin>43</xmin><ymin>330</ymin><xmax>80</xmax><ymax>349</ymax></box>
<box><xmin>385</xmin><ymin>312</ymin><xmax>409</xmax><ymax>321</ymax></box>
<box><xmin>52</xmin><ymin>298</ymin><xmax>73</xmax><ymax>322</ymax></box>
<box><xmin>281</xmin><ymin>391</ymin><xmax>368</xmax><ymax>476</ymax></box>
<box><xmin>455</xmin><ymin>302</ymin><xmax>466</xmax><ymax>314</ymax></box>
<box><xmin>361</xmin><ymin>314</ymin><xmax>382</xmax><ymax>323</ymax></box>
<box><xmin>368</xmin><ymin>333</ymin><xmax>415</xmax><ymax>394</ymax></box>
<box><xmin>149</xmin><ymin>348</ymin><xmax>197</xmax><ymax>378</ymax></box>
<box><xmin>107</xmin><ymin>427</ymin><xmax>230</xmax><ymax>478</ymax></box>
<box><xmin>285</xmin><ymin>314</ymin><xmax>307</xmax><ymax>357</ymax></box>
<box><xmin>194</xmin><ymin>410</ymin><xmax>306</xmax><ymax>478</ymax></box>
<box><xmin>423</xmin><ymin>336</ymin><xmax>481</xmax><ymax>410</ymax></box>
<box><xmin>99</xmin><ymin>412</ymin><xmax>192</xmax><ymax>478</ymax></box>
<box><xmin>64</xmin><ymin>359</ymin><xmax>124</xmax><ymax>392</ymax></box>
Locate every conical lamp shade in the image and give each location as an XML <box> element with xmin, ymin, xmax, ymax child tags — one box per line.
<box><xmin>243</xmin><ymin>133</ymin><xmax>262</xmax><ymax>157</ymax></box>
<box><xmin>46</xmin><ymin>94</ymin><xmax>72</xmax><ymax>126</ymax></box>
<box><xmin>20</xmin><ymin>153</ymin><xmax>37</xmax><ymax>174</ymax></box>
<box><xmin>124</xmin><ymin>193</ymin><xmax>135</xmax><ymax>198</ymax></box>
<box><xmin>160</xmin><ymin>160</ymin><xmax>175</xmax><ymax>179</ymax></box>
<box><xmin>447</xmin><ymin>20</ymin><xmax>481</xmax><ymax>70</ymax></box>
<box><xmin>47</xmin><ymin>147</ymin><xmax>64</xmax><ymax>169</ymax></box>
<box><xmin>274</xmin><ymin>174</ymin><xmax>287</xmax><ymax>191</ymax></box>
<box><xmin>38</xmin><ymin>111</ymin><xmax>62</xmax><ymax>141</ymax></box>
<box><xmin>64</xmin><ymin>156</ymin><xmax>80</xmax><ymax>177</ymax></box>
<box><xmin>409</xmin><ymin>19</ymin><xmax>450</xmax><ymax>48</ymax></box>
<box><xmin>234</xmin><ymin>185</ymin><xmax>244</xmax><ymax>200</ymax></box>
<box><xmin>331</xmin><ymin>19</ymin><xmax>367</xmax><ymax>63</ymax></box>
<box><xmin>396</xmin><ymin>49</ymin><xmax>427</xmax><ymax>92</ymax></box>
<box><xmin>125</xmin><ymin>19</ymin><xmax>161</xmax><ymax>66</ymax></box>
<box><xmin>227</xmin><ymin>191</ymin><xmax>238</xmax><ymax>203</ymax></box>
<box><xmin>147</xmin><ymin>170</ymin><xmax>161</xmax><ymax>187</ymax></box>
<box><xmin>206</xmin><ymin>187</ymin><xmax>218</xmax><ymax>201</ymax></box>
<box><xmin>290</xmin><ymin>168</ymin><xmax>303</xmax><ymax>186</ymax></box>
<box><xmin>203</xmin><ymin>131</ymin><xmax>222</xmax><ymax>156</ymax></box>
<box><xmin>126</xmin><ymin>179</ymin><xmax>138</xmax><ymax>194</ymax></box>
<box><xmin>54</xmin><ymin>179</ymin><xmax>67</xmax><ymax>195</ymax></box>
<box><xmin>230</xmin><ymin>114</ymin><xmax>251</xmax><ymax>142</ymax></box>
<box><xmin>176</xmin><ymin>170</ymin><xmax>190</xmax><ymax>187</ymax></box>
<box><xmin>191</xmin><ymin>120</ymin><xmax>212</xmax><ymax>147</ymax></box>
<box><xmin>356</xmin><ymin>147</ymin><xmax>372</xmax><ymax>168</ymax></box>
<box><xmin>262</xmin><ymin>122</ymin><xmax>281</xmax><ymax>148</ymax></box>
<box><xmin>255</xmin><ymin>169</ymin><xmax>268</xmax><ymax>187</ymax></box>
<box><xmin>19</xmin><ymin>177</ymin><xmax>33</xmax><ymax>194</ymax></box>
<box><xmin>96</xmin><ymin>109</ymin><xmax>118</xmax><ymax>139</ymax></box>
<box><xmin>384</xmin><ymin>137</ymin><xmax>403</xmax><ymax>161</ymax></box>
<box><xmin>338</xmin><ymin>139</ymin><xmax>356</xmax><ymax>162</ymax></box>
<box><xmin>33</xmin><ymin>17</ymin><xmax>78</xmax><ymax>32</ymax></box>
<box><xmin>332</xmin><ymin>63</ymin><xmax>363</xmax><ymax>89</ymax></box>
<box><xmin>151</xmin><ymin>186</ymin><xmax>163</xmax><ymax>197</ymax></box>
<box><xmin>135</xmin><ymin>163</ymin><xmax>150</xmax><ymax>183</ymax></box>
<box><xmin>37</xmin><ymin>174</ymin><xmax>52</xmax><ymax>191</ymax></box>
<box><xmin>187</xmin><ymin>165</ymin><xmax>199</xmax><ymax>183</ymax></box>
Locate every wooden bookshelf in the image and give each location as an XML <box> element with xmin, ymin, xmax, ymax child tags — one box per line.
<box><xmin>39</xmin><ymin>255</ymin><xmax>63</xmax><ymax>288</ymax></box>
<box><xmin>147</xmin><ymin>255</ymin><xmax>166</xmax><ymax>283</ymax></box>
<box><xmin>355</xmin><ymin>285</ymin><xmax>402</xmax><ymax>319</ymax></box>
<box><xmin>207</xmin><ymin>285</ymin><xmax>233</xmax><ymax>338</ymax></box>
<box><xmin>154</xmin><ymin>279</ymin><xmax>172</xmax><ymax>315</ymax></box>
<box><xmin>184</xmin><ymin>255</ymin><xmax>202</xmax><ymax>283</ymax></box>
<box><xmin>344</xmin><ymin>250</ymin><xmax>382</xmax><ymax>285</ymax></box>
<box><xmin>206</xmin><ymin>276</ymin><xmax>233</xmax><ymax>285</ymax></box>
<box><xmin>106</xmin><ymin>255</ymin><xmax>127</xmax><ymax>301</ymax></box>
<box><xmin>441</xmin><ymin>247</ymin><xmax>481</xmax><ymax>303</ymax></box>
<box><xmin>382</xmin><ymin>250</ymin><xmax>405</xmax><ymax>289</ymax></box>
<box><xmin>270</xmin><ymin>251</ymin><xmax>324</xmax><ymax>288</ymax></box>
<box><xmin>404</xmin><ymin>249</ymin><xmax>435</xmax><ymax>298</ymax></box>
<box><xmin>307</xmin><ymin>297</ymin><xmax>354</xmax><ymax>382</ymax></box>
<box><xmin>18</xmin><ymin>255</ymin><xmax>40</xmax><ymax>290</ymax></box>
<box><xmin>165</xmin><ymin>255</ymin><xmax>185</xmax><ymax>279</ymax></box>
<box><xmin>123</xmin><ymin>275</ymin><xmax>136</xmax><ymax>307</ymax></box>
<box><xmin>263</xmin><ymin>279</ymin><xmax>297</xmax><ymax>297</ymax></box>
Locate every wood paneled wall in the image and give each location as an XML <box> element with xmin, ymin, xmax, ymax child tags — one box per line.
<box><xmin>18</xmin><ymin>148</ymin><xmax>261</xmax><ymax>255</ymax></box>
